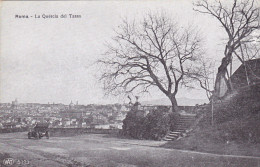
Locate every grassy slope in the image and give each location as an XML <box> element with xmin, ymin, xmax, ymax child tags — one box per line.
<box><xmin>162</xmin><ymin>84</ymin><xmax>260</xmax><ymax>157</ymax></box>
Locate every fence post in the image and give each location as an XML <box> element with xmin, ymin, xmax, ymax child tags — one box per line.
<box><xmin>211</xmin><ymin>98</ymin><xmax>214</xmax><ymax>126</ymax></box>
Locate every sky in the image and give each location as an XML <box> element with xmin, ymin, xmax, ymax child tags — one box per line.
<box><xmin>0</xmin><ymin>0</ymin><xmax>243</xmax><ymax>105</ymax></box>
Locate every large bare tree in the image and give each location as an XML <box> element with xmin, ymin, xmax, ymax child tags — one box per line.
<box><xmin>194</xmin><ymin>0</ymin><xmax>260</xmax><ymax>98</ymax></box>
<box><xmin>99</xmin><ymin>14</ymin><xmax>203</xmax><ymax>112</ymax></box>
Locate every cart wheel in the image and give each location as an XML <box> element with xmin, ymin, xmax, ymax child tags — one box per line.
<box><xmin>39</xmin><ymin>133</ymin><xmax>42</xmax><ymax>139</ymax></box>
<box><xmin>46</xmin><ymin>131</ymin><xmax>50</xmax><ymax>139</ymax></box>
<box><xmin>28</xmin><ymin>133</ymin><xmax>31</xmax><ymax>139</ymax></box>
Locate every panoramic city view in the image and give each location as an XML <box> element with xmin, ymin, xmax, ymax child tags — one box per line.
<box><xmin>0</xmin><ymin>0</ymin><xmax>260</xmax><ymax>166</ymax></box>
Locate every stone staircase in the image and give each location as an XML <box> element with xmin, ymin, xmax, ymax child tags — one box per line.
<box><xmin>163</xmin><ymin>114</ymin><xmax>197</xmax><ymax>141</ymax></box>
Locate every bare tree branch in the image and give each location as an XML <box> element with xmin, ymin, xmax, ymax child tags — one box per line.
<box><xmin>194</xmin><ymin>0</ymin><xmax>260</xmax><ymax>98</ymax></box>
<box><xmin>98</xmin><ymin>13</ymin><xmax>203</xmax><ymax>112</ymax></box>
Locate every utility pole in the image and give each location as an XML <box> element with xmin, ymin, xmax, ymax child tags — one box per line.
<box><xmin>229</xmin><ymin>55</ymin><xmax>233</xmax><ymax>90</ymax></box>
<box><xmin>240</xmin><ymin>43</ymin><xmax>250</xmax><ymax>85</ymax></box>
<box><xmin>211</xmin><ymin>63</ymin><xmax>215</xmax><ymax>126</ymax></box>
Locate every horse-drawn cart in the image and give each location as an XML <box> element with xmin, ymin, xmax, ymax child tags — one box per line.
<box><xmin>28</xmin><ymin>123</ymin><xmax>50</xmax><ymax>139</ymax></box>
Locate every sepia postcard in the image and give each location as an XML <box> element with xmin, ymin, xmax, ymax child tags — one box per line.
<box><xmin>0</xmin><ymin>0</ymin><xmax>259</xmax><ymax>166</ymax></box>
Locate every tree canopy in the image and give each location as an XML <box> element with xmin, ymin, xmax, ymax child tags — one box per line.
<box><xmin>99</xmin><ymin>13</ymin><xmax>203</xmax><ymax>112</ymax></box>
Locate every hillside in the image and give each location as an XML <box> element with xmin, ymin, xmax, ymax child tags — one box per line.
<box><xmin>162</xmin><ymin>83</ymin><xmax>260</xmax><ymax>156</ymax></box>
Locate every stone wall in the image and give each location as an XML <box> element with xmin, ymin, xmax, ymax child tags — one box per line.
<box><xmin>0</xmin><ymin>127</ymin><xmax>120</xmax><ymax>137</ymax></box>
<box><xmin>0</xmin><ymin>127</ymin><xmax>28</xmax><ymax>133</ymax></box>
<box><xmin>48</xmin><ymin>128</ymin><xmax>120</xmax><ymax>137</ymax></box>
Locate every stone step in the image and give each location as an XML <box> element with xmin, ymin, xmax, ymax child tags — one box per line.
<box><xmin>176</xmin><ymin>122</ymin><xmax>193</xmax><ymax>125</ymax></box>
<box><xmin>176</xmin><ymin>125</ymin><xmax>190</xmax><ymax>128</ymax></box>
<box><xmin>178</xmin><ymin>120</ymin><xmax>195</xmax><ymax>123</ymax></box>
<box><xmin>164</xmin><ymin>132</ymin><xmax>184</xmax><ymax>140</ymax></box>
<box><xmin>178</xmin><ymin>122</ymin><xmax>194</xmax><ymax>124</ymax></box>
<box><xmin>177</xmin><ymin>122</ymin><xmax>194</xmax><ymax>125</ymax></box>
<box><xmin>180</xmin><ymin>115</ymin><xmax>196</xmax><ymax>117</ymax></box>
<box><xmin>163</xmin><ymin>130</ymin><xmax>182</xmax><ymax>141</ymax></box>
<box><xmin>176</xmin><ymin>122</ymin><xmax>193</xmax><ymax>124</ymax></box>
<box><xmin>167</xmin><ymin>133</ymin><xmax>179</xmax><ymax>137</ymax></box>
<box><xmin>165</xmin><ymin>135</ymin><xmax>178</xmax><ymax>140</ymax></box>
<box><xmin>175</xmin><ymin>125</ymin><xmax>190</xmax><ymax>128</ymax></box>
<box><xmin>177</xmin><ymin>119</ymin><xmax>196</xmax><ymax>122</ymax></box>
<box><xmin>163</xmin><ymin>114</ymin><xmax>198</xmax><ymax>141</ymax></box>
<box><xmin>175</xmin><ymin>127</ymin><xmax>188</xmax><ymax>130</ymax></box>
<box><xmin>169</xmin><ymin>131</ymin><xmax>181</xmax><ymax>135</ymax></box>
<box><xmin>175</xmin><ymin>127</ymin><xmax>190</xmax><ymax>129</ymax></box>
<box><xmin>180</xmin><ymin>115</ymin><xmax>196</xmax><ymax>118</ymax></box>
<box><xmin>180</xmin><ymin>113</ymin><xmax>197</xmax><ymax>116</ymax></box>
<box><xmin>179</xmin><ymin>116</ymin><xmax>196</xmax><ymax>118</ymax></box>
<box><xmin>177</xmin><ymin>122</ymin><xmax>194</xmax><ymax>124</ymax></box>
<box><xmin>178</xmin><ymin>118</ymin><xmax>196</xmax><ymax>121</ymax></box>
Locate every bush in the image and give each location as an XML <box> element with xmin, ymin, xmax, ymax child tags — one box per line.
<box><xmin>122</xmin><ymin>110</ymin><xmax>146</xmax><ymax>139</ymax></box>
<box><xmin>143</xmin><ymin>110</ymin><xmax>170</xmax><ymax>140</ymax></box>
<box><xmin>122</xmin><ymin>108</ymin><xmax>177</xmax><ymax>140</ymax></box>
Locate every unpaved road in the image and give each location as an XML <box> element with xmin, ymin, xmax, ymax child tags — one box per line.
<box><xmin>0</xmin><ymin>132</ymin><xmax>259</xmax><ymax>167</ymax></box>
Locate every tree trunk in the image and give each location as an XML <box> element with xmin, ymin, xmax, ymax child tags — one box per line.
<box><xmin>228</xmin><ymin>56</ymin><xmax>233</xmax><ymax>90</ymax></box>
<box><xmin>169</xmin><ymin>95</ymin><xmax>178</xmax><ymax>112</ymax></box>
<box><xmin>214</xmin><ymin>56</ymin><xmax>232</xmax><ymax>98</ymax></box>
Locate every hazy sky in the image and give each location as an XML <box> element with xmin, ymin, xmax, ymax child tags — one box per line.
<box><xmin>0</xmin><ymin>0</ymin><xmax>241</xmax><ymax>105</ymax></box>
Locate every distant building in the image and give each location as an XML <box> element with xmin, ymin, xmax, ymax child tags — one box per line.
<box><xmin>60</xmin><ymin>101</ymin><xmax>87</xmax><ymax>119</ymax></box>
<box><xmin>11</xmin><ymin>98</ymin><xmax>18</xmax><ymax>109</ymax></box>
<box><xmin>69</xmin><ymin>100</ymin><xmax>75</xmax><ymax>109</ymax></box>
<box><xmin>60</xmin><ymin>110</ymin><xmax>85</xmax><ymax>119</ymax></box>
<box><xmin>2</xmin><ymin>122</ymin><xmax>16</xmax><ymax>128</ymax></box>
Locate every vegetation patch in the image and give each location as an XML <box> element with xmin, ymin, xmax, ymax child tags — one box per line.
<box><xmin>122</xmin><ymin>108</ymin><xmax>177</xmax><ymax>140</ymax></box>
<box><xmin>162</xmin><ymin>84</ymin><xmax>260</xmax><ymax>156</ymax></box>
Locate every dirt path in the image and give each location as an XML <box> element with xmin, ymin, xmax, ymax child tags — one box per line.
<box><xmin>0</xmin><ymin>132</ymin><xmax>259</xmax><ymax>167</ymax></box>
<box><xmin>0</xmin><ymin>138</ymin><xmax>86</xmax><ymax>167</ymax></box>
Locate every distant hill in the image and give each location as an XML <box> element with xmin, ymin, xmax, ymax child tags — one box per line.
<box><xmin>142</xmin><ymin>97</ymin><xmax>208</xmax><ymax>106</ymax></box>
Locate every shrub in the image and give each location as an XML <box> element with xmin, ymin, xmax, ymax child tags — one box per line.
<box><xmin>122</xmin><ymin>107</ymin><xmax>176</xmax><ymax>140</ymax></box>
<box><xmin>122</xmin><ymin>110</ymin><xmax>146</xmax><ymax>139</ymax></box>
<box><xmin>143</xmin><ymin>110</ymin><xmax>170</xmax><ymax>140</ymax></box>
